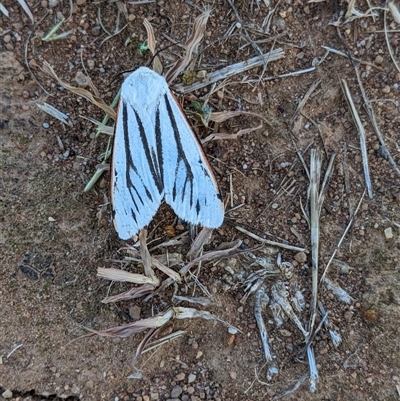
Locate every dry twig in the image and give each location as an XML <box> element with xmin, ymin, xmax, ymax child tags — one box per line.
<box><xmin>340</xmin><ymin>78</ymin><xmax>373</xmax><ymax>198</ymax></box>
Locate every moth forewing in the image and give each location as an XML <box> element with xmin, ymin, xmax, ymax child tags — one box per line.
<box><xmin>159</xmin><ymin>90</ymin><xmax>224</xmax><ymax>227</ymax></box>
<box><xmin>111</xmin><ymin>67</ymin><xmax>224</xmax><ymax>240</ymax></box>
<box><xmin>111</xmin><ymin>88</ymin><xmax>163</xmax><ymax>239</ymax></box>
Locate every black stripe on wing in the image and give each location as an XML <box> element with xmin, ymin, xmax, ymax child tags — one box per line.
<box><xmin>162</xmin><ymin>94</ymin><xmax>197</xmax><ymax>206</ymax></box>
<box><xmin>120</xmin><ymin>102</ymin><xmax>163</xmax><ymax>208</ymax></box>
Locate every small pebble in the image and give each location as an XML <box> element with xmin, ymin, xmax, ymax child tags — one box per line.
<box><xmin>29</xmin><ymin>58</ymin><xmax>38</xmax><ymax>69</ymax></box>
<box><xmin>170</xmin><ymin>385</ymin><xmax>182</xmax><ymax>398</ymax></box>
<box><xmin>6</xmin><ymin>43</ymin><xmax>14</xmax><ymax>51</ymax></box>
<box><xmin>294</xmin><ymin>252</ymin><xmax>307</xmax><ymax>264</ymax></box>
<box><xmin>41</xmin><ymin>0</ymin><xmax>48</xmax><ymax>7</ymax></box>
<box><xmin>75</xmin><ymin>71</ymin><xmax>89</xmax><ymax>87</ymax></box>
<box><xmin>187</xmin><ymin>386</ymin><xmax>195</xmax><ymax>395</ymax></box>
<box><xmin>1</xmin><ymin>389</ymin><xmax>13</xmax><ymax>399</ymax></box>
<box><xmin>384</xmin><ymin>227</ymin><xmax>393</xmax><ymax>239</ymax></box>
<box><xmin>344</xmin><ymin>311</ymin><xmax>353</xmax><ymax>320</ymax></box>
<box><xmin>188</xmin><ymin>373</ymin><xmax>196</xmax><ymax>384</ymax></box>
<box><xmin>4</xmin><ymin>34</ymin><xmax>11</xmax><ymax>43</ymax></box>
<box><xmin>228</xmin><ymin>327</ymin><xmax>238</xmax><ymax>335</ymax></box>
<box><xmin>286</xmin><ymin>342</ymin><xmax>294</xmax><ymax>353</ymax></box>
<box><xmin>91</xmin><ymin>26</ymin><xmax>101</xmax><ymax>36</ymax></box>
<box><xmin>43</xmin><ymin>122</ymin><xmax>50</xmax><ymax>129</ymax></box>
<box><xmin>197</xmin><ymin>70</ymin><xmax>207</xmax><ymax>79</ymax></box>
<box><xmin>22</xmin><ymin>90</ymin><xmax>30</xmax><ymax>99</ymax></box>
<box><xmin>230</xmin><ymin>371</ymin><xmax>237</xmax><ymax>380</ymax></box>
<box><xmin>382</xmin><ymin>85</ymin><xmax>391</xmax><ymax>94</ymax></box>
<box><xmin>129</xmin><ymin>305</ymin><xmax>141</xmax><ymax>320</ymax></box>
<box><xmin>175</xmin><ymin>372</ymin><xmax>185</xmax><ymax>381</ymax></box>
<box><xmin>374</xmin><ymin>55</ymin><xmax>384</xmax><ymax>65</ymax></box>
<box><xmin>150</xmin><ymin>393</ymin><xmax>159</xmax><ymax>401</ymax></box>
<box><xmin>196</xmin><ymin>351</ymin><xmax>203</xmax><ymax>359</ymax></box>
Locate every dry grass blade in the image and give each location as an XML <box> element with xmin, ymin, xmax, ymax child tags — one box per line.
<box><xmin>174</xmin><ymin>307</ymin><xmax>239</xmax><ymax>331</ymax></box>
<box><xmin>41</xmin><ymin>61</ymin><xmax>116</xmax><ymax>119</ymax></box>
<box><xmin>133</xmin><ymin>327</ymin><xmax>159</xmax><ymax>364</ymax></box>
<box><xmin>307</xmin><ymin>346</ymin><xmax>318</xmax><ymax>392</ymax></box>
<box><xmin>385</xmin><ymin>2</ymin><xmax>400</xmax><ymax>74</ymax></box>
<box><xmin>141</xmin><ymin>330</ymin><xmax>185</xmax><ymax>355</ymax></box>
<box><xmin>340</xmin><ymin>78</ymin><xmax>373</xmax><ymax>198</ymax></box>
<box><xmin>345</xmin><ymin>0</ymin><xmax>356</xmax><ymax>19</ymax></box>
<box><xmin>0</xmin><ymin>3</ymin><xmax>9</xmax><ymax>17</ymax></box>
<box><xmin>272</xmin><ymin>375</ymin><xmax>308</xmax><ymax>400</ymax></box>
<box><xmin>388</xmin><ymin>0</ymin><xmax>400</xmax><ymax>23</ymax></box>
<box><xmin>78</xmin><ymin>309</ymin><xmax>175</xmax><ymax>340</ymax></box>
<box><xmin>203</xmin><ymin>123</ymin><xmax>264</xmax><ymax>143</ymax></box>
<box><xmin>150</xmin><ymin>258</ymin><xmax>181</xmax><ymax>282</ymax></box>
<box><xmin>320</xmin><ymin>190</ymin><xmax>365</xmax><ymax>283</ymax></box>
<box><xmin>101</xmin><ymin>283</ymin><xmax>155</xmax><ymax>303</ymax></box>
<box><xmin>180</xmin><ymin>240</ymin><xmax>243</xmax><ymax>274</ymax></box>
<box><xmin>353</xmin><ymin>67</ymin><xmax>400</xmax><ymax>177</ymax></box>
<box><xmin>143</xmin><ymin>18</ymin><xmax>162</xmax><ymax>74</ymax></box>
<box><xmin>139</xmin><ymin>229</ymin><xmax>157</xmax><ymax>282</ymax></box>
<box><xmin>210</xmin><ymin>110</ymin><xmax>272</xmax><ymax>125</ymax></box>
<box><xmin>173</xmin><ymin>48</ymin><xmax>284</xmax><ymax>94</ymax></box>
<box><xmin>165</xmin><ymin>9</ymin><xmax>211</xmax><ymax>84</ymax></box>
<box><xmin>291</xmin><ymin>79</ymin><xmax>321</xmax><ymax>123</ymax></box>
<box><xmin>201</xmin><ymin>110</ymin><xmax>272</xmax><ymax>143</ymax></box>
<box><xmin>187</xmin><ymin>227</ymin><xmax>214</xmax><ymax>258</ymax></box>
<box><xmin>172</xmin><ymin>295</ymin><xmax>212</xmax><ymax>307</ymax></box>
<box><xmin>323</xmin><ymin>278</ymin><xmax>354</xmax><ymax>303</ymax></box>
<box><xmin>308</xmin><ymin>149</ymin><xmax>322</xmax><ymax>333</ymax></box>
<box><xmin>235</xmin><ymin>226</ymin><xmax>308</xmax><ymax>253</ymax></box>
<box><xmin>321</xmin><ymin>46</ymin><xmax>384</xmax><ymax>70</ymax></box>
<box><xmin>17</xmin><ymin>0</ymin><xmax>34</xmax><ymax>23</ymax></box>
<box><xmin>318</xmin><ymin>153</ymin><xmax>336</xmax><ymax>214</ymax></box>
<box><xmin>254</xmin><ymin>285</ymin><xmax>278</xmax><ymax>380</ymax></box>
<box><xmin>97</xmin><ymin>267</ymin><xmax>157</xmax><ymax>285</ymax></box>
<box><xmin>37</xmin><ymin>102</ymin><xmax>71</xmax><ymax>126</ymax></box>
<box><xmin>122</xmin><ymin>244</ymin><xmax>181</xmax><ymax>282</ymax></box>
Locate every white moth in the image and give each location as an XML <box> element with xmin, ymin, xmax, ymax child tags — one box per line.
<box><xmin>111</xmin><ymin>66</ymin><xmax>224</xmax><ymax>240</ymax></box>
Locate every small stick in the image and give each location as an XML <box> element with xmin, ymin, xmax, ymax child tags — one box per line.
<box><xmin>354</xmin><ymin>67</ymin><xmax>400</xmax><ymax>177</ymax></box>
<box><xmin>7</xmin><ymin>343</ymin><xmax>23</xmax><ymax>358</ymax></box>
<box><xmin>384</xmin><ymin>3</ymin><xmax>400</xmax><ymax>74</ymax></box>
<box><xmin>173</xmin><ymin>49</ymin><xmax>285</xmax><ymax>93</ymax></box>
<box><xmin>254</xmin><ymin>286</ymin><xmax>279</xmax><ymax>380</ymax></box>
<box><xmin>291</xmin><ymin>80</ymin><xmax>321</xmax><ymax>123</ymax></box>
<box><xmin>321</xmin><ymin>46</ymin><xmax>383</xmax><ymax>70</ymax></box>
<box><xmin>340</xmin><ymin>78</ymin><xmax>373</xmax><ymax>198</ymax></box>
<box><xmin>320</xmin><ymin>190</ymin><xmax>365</xmax><ymax>283</ymax></box>
<box><xmin>272</xmin><ymin>375</ymin><xmax>308</xmax><ymax>400</ymax></box>
<box><xmin>235</xmin><ymin>225</ymin><xmax>308</xmax><ymax>253</ymax></box>
<box><xmin>307</xmin><ymin>346</ymin><xmax>318</xmax><ymax>392</ymax></box>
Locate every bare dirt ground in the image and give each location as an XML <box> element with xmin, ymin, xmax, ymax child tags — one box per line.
<box><xmin>1</xmin><ymin>0</ymin><xmax>400</xmax><ymax>400</ymax></box>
